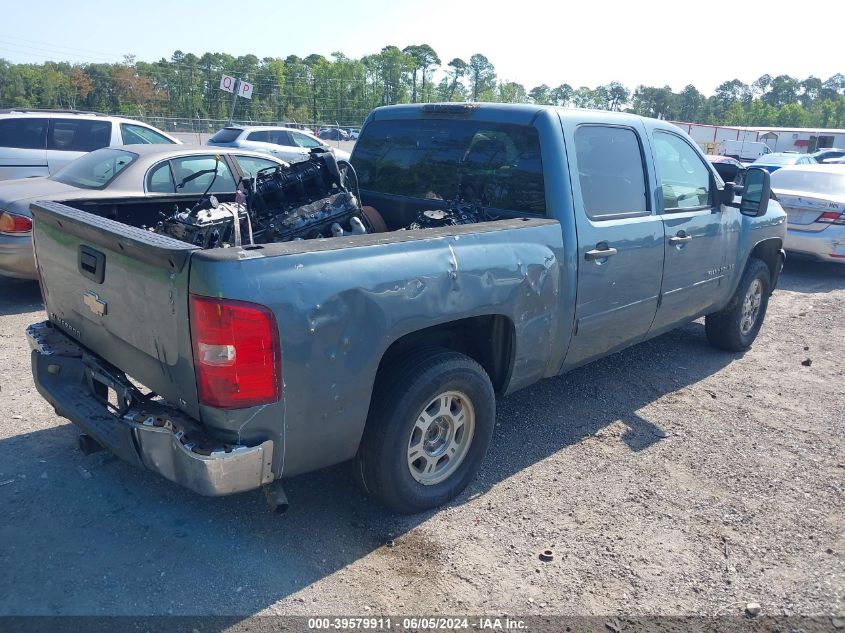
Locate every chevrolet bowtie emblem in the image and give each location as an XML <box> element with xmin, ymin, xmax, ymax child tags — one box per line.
<box><xmin>83</xmin><ymin>291</ymin><xmax>107</xmax><ymax>317</ymax></box>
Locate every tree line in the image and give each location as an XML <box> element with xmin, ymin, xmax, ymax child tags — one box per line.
<box><xmin>1</xmin><ymin>46</ymin><xmax>844</xmax><ymax>130</ymax></box>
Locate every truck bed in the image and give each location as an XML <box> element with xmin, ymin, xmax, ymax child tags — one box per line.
<box><xmin>30</xmin><ymin>196</ymin><xmax>567</xmax><ymax>479</ymax></box>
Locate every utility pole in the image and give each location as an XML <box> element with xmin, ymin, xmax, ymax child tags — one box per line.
<box><xmin>227</xmin><ymin>78</ymin><xmax>241</xmax><ymax>126</ymax></box>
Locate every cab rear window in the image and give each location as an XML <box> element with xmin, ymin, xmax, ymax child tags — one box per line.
<box><xmin>352</xmin><ymin>119</ymin><xmax>546</xmax><ymax>214</ymax></box>
<box><xmin>50</xmin><ymin>148</ymin><xmax>137</xmax><ymax>189</ymax></box>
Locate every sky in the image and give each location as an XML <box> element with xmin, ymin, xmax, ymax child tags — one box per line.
<box><xmin>1</xmin><ymin>0</ymin><xmax>841</xmax><ymax>96</ymax></box>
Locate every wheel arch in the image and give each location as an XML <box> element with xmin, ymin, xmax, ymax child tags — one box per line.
<box><xmin>748</xmin><ymin>237</ymin><xmax>784</xmax><ymax>291</ymax></box>
<box><xmin>375</xmin><ymin>314</ymin><xmax>516</xmax><ymax>397</ymax></box>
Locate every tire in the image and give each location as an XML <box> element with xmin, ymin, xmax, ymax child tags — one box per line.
<box><xmin>705</xmin><ymin>257</ymin><xmax>772</xmax><ymax>352</ymax></box>
<box><xmin>355</xmin><ymin>348</ymin><xmax>495</xmax><ymax>514</ymax></box>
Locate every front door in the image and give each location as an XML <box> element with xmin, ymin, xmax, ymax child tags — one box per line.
<box><xmin>562</xmin><ymin>122</ymin><xmax>665</xmax><ymax>369</ymax></box>
<box><xmin>648</xmin><ymin>130</ymin><xmax>730</xmax><ymax>334</ymax></box>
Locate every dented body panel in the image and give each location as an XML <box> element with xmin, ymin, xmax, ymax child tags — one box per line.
<box><xmin>188</xmin><ymin>218</ymin><xmax>568</xmax><ymax>476</ymax></box>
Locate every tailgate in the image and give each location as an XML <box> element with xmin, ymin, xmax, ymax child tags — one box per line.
<box><xmin>30</xmin><ymin>200</ymin><xmax>202</xmax><ymax>417</ymax></box>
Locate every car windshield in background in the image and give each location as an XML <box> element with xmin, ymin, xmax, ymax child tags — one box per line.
<box><xmin>353</xmin><ymin>119</ymin><xmax>546</xmax><ymax>214</ymax></box>
<box><xmin>756</xmin><ymin>154</ymin><xmax>800</xmax><ymax>165</ymax></box>
<box><xmin>771</xmin><ymin>169</ymin><xmax>845</xmax><ymax>197</ymax></box>
<box><xmin>50</xmin><ymin>148</ymin><xmax>137</xmax><ymax>189</ymax></box>
<box><xmin>209</xmin><ymin>128</ymin><xmax>242</xmax><ymax>143</ymax></box>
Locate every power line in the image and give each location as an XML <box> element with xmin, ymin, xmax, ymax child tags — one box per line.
<box><xmin>0</xmin><ymin>35</ymin><xmax>124</xmax><ymax>59</ymax></box>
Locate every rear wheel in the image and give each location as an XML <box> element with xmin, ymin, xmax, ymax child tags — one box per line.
<box><xmin>355</xmin><ymin>348</ymin><xmax>495</xmax><ymax>514</ymax></box>
<box><xmin>705</xmin><ymin>257</ymin><xmax>771</xmax><ymax>351</ymax></box>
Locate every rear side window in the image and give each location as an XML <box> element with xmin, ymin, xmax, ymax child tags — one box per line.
<box><xmin>0</xmin><ymin>118</ymin><xmax>48</xmax><ymax>149</ymax></box>
<box><xmin>147</xmin><ymin>155</ymin><xmax>237</xmax><ymax>194</ymax></box>
<box><xmin>120</xmin><ymin>123</ymin><xmax>174</xmax><ymax>145</ymax></box>
<box><xmin>247</xmin><ymin>130</ymin><xmax>271</xmax><ymax>142</ymax></box>
<box><xmin>353</xmin><ymin>119</ymin><xmax>546</xmax><ymax>214</ymax></box>
<box><xmin>48</xmin><ymin>119</ymin><xmax>112</xmax><ymax>152</ymax></box>
<box><xmin>209</xmin><ymin>128</ymin><xmax>243</xmax><ymax>143</ymax></box>
<box><xmin>574</xmin><ymin>125</ymin><xmax>649</xmax><ymax>220</ymax></box>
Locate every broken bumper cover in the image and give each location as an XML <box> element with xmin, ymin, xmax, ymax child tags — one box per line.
<box><xmin>27</xmin><ymin>321</ymin><xmax>274</xmax><ymax>496</ymax></box>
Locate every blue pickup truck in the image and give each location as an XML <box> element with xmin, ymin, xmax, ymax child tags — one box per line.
<box><xmin>27</xmin><ymin>104</ymin><xmax>786</xmax><ymax>513</ymax></box>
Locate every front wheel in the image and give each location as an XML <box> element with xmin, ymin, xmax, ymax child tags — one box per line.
<box><xmin>705</xmin><ymin>257</ymin><xmax>772</xmax><ymax>352</ymax></box>
<box><xmin>355</xmin><ymin>348</ymin><xmax>495</xmax><ymax>514</ymax></box>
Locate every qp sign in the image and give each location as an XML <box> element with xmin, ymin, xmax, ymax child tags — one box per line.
<box><xmin>239</xmin><ymin>81</ymin><xmax>254</xmax><ymax>100</ymax></box>
<box><xmin>219</xmin><ymin>74</ymin><xmax>235</xmax><ymax>93</ymax></box>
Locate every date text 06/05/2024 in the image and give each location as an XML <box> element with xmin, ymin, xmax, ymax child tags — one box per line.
<box><xmin>307</xmin><ymin>617</ymin><xmax>527</xmax><ymax>630</ymax></box>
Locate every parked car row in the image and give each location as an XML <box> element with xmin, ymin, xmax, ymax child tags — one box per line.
<box><xmin>0</xmin><ymin>109</ymin><xmax>179</xmax><ymax>180</ymax></box>
<box><xmin>315</xmin><ymin>127</ymin><xmax>359</xmax><ymax>141</ymax></box>
<box><xmin>748</xmin><ymin>152</ymin><xmax>818</xmax><ymax>173</ymax></box>
<box><xmin>707</xmin><ymin>148</ymin><xmax>845</xmax><ymax>264</ymax></box>
<box><xmin>0</xmin><ymin>145</ymin><xmax>288</xmax><ymax>279</ymax></box>
<box><xmin>0</xmin><ymin>107</ymin><xmax>840</xmax><ymax>285</ymax></box>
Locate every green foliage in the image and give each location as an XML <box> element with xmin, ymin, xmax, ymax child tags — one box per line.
<box><xmin>0</xmin><ymin>50</ymin><xmax>843</xmax><ymax>130</ymax></box>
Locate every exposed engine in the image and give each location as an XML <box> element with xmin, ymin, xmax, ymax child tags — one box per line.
<box><xmin>154</xmin><ymin>200</ymin><xmax>248</xmax><ymax>249</ymax></box>
<box><xmin>406</xmin><ymin>202</ymin><xmax>489</xmax><ymax>230</ymax></box>
<box><xmin>152</xmin><ymin>150</ymin><xmax>496</xmax><ymax>249</ymax></box>
<box><xmin>153</xmin><ymin>151</ymin><xmax>374</xmax><ymax>247</ymax></box>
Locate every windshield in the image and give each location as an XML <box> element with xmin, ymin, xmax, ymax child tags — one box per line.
<box><xmin>756</xmin><ymin>154</ymin><xmax>799</xmax><ymax>165</ymax></box>
<box><xmin>50</xmin><ymin>148</ymin><xmax>137</xmax><ymax>189</ymax></box>
<box><xmin>352</xmin><ymin>119</ymin><xmax>546</xmax><ymax>213</ymax></box>
<box><xmin>771</xmin><ymin>169</ymin><xmax>845</xmax><ymax>197</ymax></box>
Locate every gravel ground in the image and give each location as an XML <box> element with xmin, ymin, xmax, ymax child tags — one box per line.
<box><xmin>0</xmin><ymin>259</ymin><xmax>842</xmax><ymax>619</ymax></box>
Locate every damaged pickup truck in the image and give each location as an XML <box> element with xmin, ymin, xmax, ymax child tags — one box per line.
<box><xmin>27</xmin><ymin>103</ymin><xmax>786</xmax><ymax>513</ymax></box>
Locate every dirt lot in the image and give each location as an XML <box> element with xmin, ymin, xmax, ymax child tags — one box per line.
<box><xmin>0</xmin><ymin>260</ymin><xmax>842</xmax><ymax>619</ymax></box>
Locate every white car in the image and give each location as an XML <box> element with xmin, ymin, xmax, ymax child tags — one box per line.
<box><xmin>207</xmin><ymin>125</ymin><xmax>351</xmax><ymax>163</ymax></box>
<box><xmin>770</xmin><ymin>164</ymin><xmax>845</xmax><ymax>263</ymax></box>
<box><xmin>0</xmin><ymin>109</ymin><xmax>180</xmax><ymax>181</ymax></box>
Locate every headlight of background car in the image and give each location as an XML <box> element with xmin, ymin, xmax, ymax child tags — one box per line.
<box><xmin>0</xmin><ymin>211</ymin><xmax>33</xmax><ymax>235</ymax></box>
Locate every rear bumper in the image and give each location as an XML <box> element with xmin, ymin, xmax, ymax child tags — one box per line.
<box><xmin>27</xmin><ymin>321</ymin><xmax>274</xmax><ymax>496</ymax></box>
<box><xmin>785</xmin><ymin>225</ymin><xmax>845</xmax><ymax>263</ymax></box>
<box><xmin>0</xmin><ymin>233</ymin><xmax>37</xmax><ymax>279</ymax></box>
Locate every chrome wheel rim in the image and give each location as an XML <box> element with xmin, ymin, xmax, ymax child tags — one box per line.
<box><xmin>407</xmin><ymin>390</ymin><xmax>475</xmax><ymax>486</ymax></box>
<box><xmin>740</xmin><ymin>279</ymin><xmax>763</xmax><ymax>335</ymax></box>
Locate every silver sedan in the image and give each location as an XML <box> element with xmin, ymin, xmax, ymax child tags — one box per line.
<box><xmin>770</xmin><ymin>164</ymin><xmax>845</xmax><ymax>264</ymax></box>
<box><xmin>0</xmin><ymin>145</ymin><xmax>287</xmax><ymax>279</ymax></box>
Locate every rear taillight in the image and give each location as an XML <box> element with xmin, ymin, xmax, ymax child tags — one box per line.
<box><xmin>0</xmin><ymin>211</ymin><xmax>32</xmax><ymax>234</ymax></box>
<box><xmin>189</xmin><ymin>294</ymin><xmax>281</xmax><ymax>409</ymax></box>
<box><xmin>817</xmin><ymin>210</ymin><xmax>845</xmax><ymax>225</ymax></box>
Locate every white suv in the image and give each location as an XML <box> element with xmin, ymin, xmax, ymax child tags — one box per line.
<box><xmin>207</xmin><ymin>126</ymin><xmax>351</xmax><ymax>163</ymax></box>
<box><xmin>0</xmin><ymin>110</ymin><xmax>180</xmax><ymax>181</ymax></box>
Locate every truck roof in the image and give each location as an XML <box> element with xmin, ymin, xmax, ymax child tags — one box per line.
<box><xmin>367</xmin><ymin>102</ymin><xmax>661</xmax><ymax>130</ymax></box>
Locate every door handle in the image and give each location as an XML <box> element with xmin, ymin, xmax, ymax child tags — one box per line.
<box><xmin>585</xmin><ymin>244</ymin><xmax>618</xmax><ymax>261</ymax></box>
<box><xmin>669</xmin><ymin>234</ymin><xmax>693</xmax><ymax>244</ymax></box>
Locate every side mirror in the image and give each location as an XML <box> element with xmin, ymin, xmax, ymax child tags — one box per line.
<box><xmin>740</xmin><ymin>167</ymin><xmax>771</xmax><ymax>217</ymax></box>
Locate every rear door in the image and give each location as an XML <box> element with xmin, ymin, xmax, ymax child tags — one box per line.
<box><xmin>562</xmin><ymin>122</ymin><xmax>665</xmax><ymax>368</ymax></box>
<box><xmin>46</xmin><ymin>118</ymin><xmax>114</xmax><ymax>173</ymax></box>
<box><xmin>648</xmin><ymin>129</ymin><xmax>732</xmax><ymax>333</ymax></box>
<box><xmin>0</xmin><ymin>117</ymin><xmax>48</xmax><ymax>180</ymax></box>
